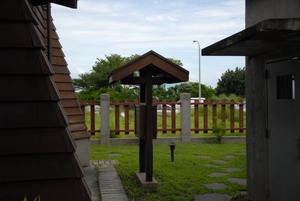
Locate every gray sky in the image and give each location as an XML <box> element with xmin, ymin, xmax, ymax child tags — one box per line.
<box><xmin>52</xmin><ymin>0</ymin><xmax>245</xmax><ymax>88</ymax></box>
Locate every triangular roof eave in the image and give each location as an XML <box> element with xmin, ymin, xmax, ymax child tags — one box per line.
<box><xmin>109</xmin><ymin>50</ymin><xmax>189</xmax><ymax>84</ymax></box>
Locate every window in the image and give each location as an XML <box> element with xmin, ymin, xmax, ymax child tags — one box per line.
<box><xmin>277</xmin><ymin>74</ymin><xmax>295</xmax><ymax>99</ymax></box>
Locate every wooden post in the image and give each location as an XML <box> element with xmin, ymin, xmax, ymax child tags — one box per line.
<box><xmin>80</xmin><ymin>100</ymin><xmax>85</xmax><ymax>120</ymax></box>
<box><xmin>212</xmin><ymin>99</ymin><xmax>217</xmax><ymax>127</ymax></box>
<box><xmin>134</xmin><ymin>99</ymin><xmax>138</xmax><ymax>134</ymax></box>
<box><xmin>139</xmin><ymin>84</ymin><xmax>146</xmax><ymax>173</ymax></box>
<box><xmin>230</xmin><ymin>99</ymin><xmax>235</xmax><ymax>133</ymax></box>
<box><xmin>171</xmin><ymin>99</ymin><xmax>176</xmax><ymax>134</ymax></box>
<box><xmin>90</xmin><ymin>100</ymin><xmax>95</xmax><ymax>135</ymax></box>
<box><xmin>125</xmin><ymin>99</ymin><xmax>129</xmax><ymax>135</ymax></box>
<box><xmin>162</xmin><ymin>99</ymin><xmax>167</xmax><ymax>134</ymax></box>
<box><xmin>115</xmin><ymin>100</ymin><xmax>120</xmax><ymax>135</ymax></box>
<box><xmin>239</xmin><ymin>99</ymin><xmax>244</xmax><ymax>133</ymax></box>
<box><xmin>194</xmin><ymin>99</ymin><xmax>199</xmax><ymax>134</ymax></box>
<box><xmin>221</xmin><ymin>99</ymin><xmax>226</xmax><ymax>126</ymax></box>
<box><xmin>145</xmin><ymin>71</ymin><xmax>153</xmax><ymax>182</ymax></box>
<box><xmin>203</xmin><ymin>99</ymin><xmax>208</xmax><ymax>133</ymax></box>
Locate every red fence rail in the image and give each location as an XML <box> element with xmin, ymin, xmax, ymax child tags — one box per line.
<box><xmin>80</xmin><ymin>99</ymin><xmax>246</xmax><ymax>135</ymax></box>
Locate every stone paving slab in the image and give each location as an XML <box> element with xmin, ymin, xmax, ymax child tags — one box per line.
<box><xmin>224</xmin><ymin>155</ymin><xmax>237</xmax><ymax>158</ymax></box>
<box><xmin>228</xmin><ymin>178</ymin><xmax>247</xmax><ymax>185</ymax></box>
<box><xmin>209</xmin><ymin>172</ymin><xmax>229</xmax><ymax>177</ymax></box>
<box><xmin>204</xmin><ymin>164</ymin><xmax>220</xmax><ymax>168</ymax></box>
<box><xmin>205</xmin><ymin>183</ymin><xmax>228</xmax><ymax>190</ymax></box>
<box><xmin>83</xmin><ymin>166</ymin><xmax>100</xmax><ymax>201</ymax></box>
<box><xmin>224</xmin><ymin>167</ymin><xmax>241</xmax><ymax>172</ymax></box>
<box><xmin>195</xmin><ymin>155</ymin><xmax>212</xmax><ymax>158</ymax></box>
<box><xmin>195</xmin><ymin>193</ymin><xmax>232</xmax><ymax>201</ymax></box>
<box><xmin>99</xmin><ymin>161</ymin><xmax>128</xmax><ymax>201</ymax></box>
<box><xmin>213</xmin><ymin>160</ymin><xmax>228</xmax><ymax>164</ymax></box>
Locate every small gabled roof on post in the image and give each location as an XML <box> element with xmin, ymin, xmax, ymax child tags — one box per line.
<box><xmin>109</xmin><ymin>50</ymin><xmax>189</xmax><ymax>84</ymax></box>
<box><xmin>32</xmin><ymin>0</ymin><xmax>77</xmax><ymax>8</ymax></box>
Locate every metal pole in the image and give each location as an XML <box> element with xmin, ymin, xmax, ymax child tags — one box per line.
<box><xmin>193</xmin><ymin>40</ymin><xmax>201</xmax><ymax>101</ymax></box>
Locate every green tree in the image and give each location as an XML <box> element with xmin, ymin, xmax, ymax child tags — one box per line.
<box><xmin>215</xmin><ymin>67</ymin><xmax>245</xmax><ymax>97</ymax></box>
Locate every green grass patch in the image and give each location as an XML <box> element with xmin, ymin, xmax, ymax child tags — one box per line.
<box><xmin>91</xmin><ymin>143</ymin><xmax>247</xmax><ymax>200</ymax></box>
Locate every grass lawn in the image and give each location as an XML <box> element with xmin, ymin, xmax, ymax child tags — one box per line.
<box><xmin>91</xmin><ymin>142</ymin><xmax>247</xmax><ymax>201</ymax></box>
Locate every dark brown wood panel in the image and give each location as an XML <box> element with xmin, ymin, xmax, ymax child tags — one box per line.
<box><xmin>53</xmin><ymin>74</ymin><xmax>72</xmax><ymax>82</ymax></box>
<box><xmin>71</xmin><ymin>130</ymin><xmax>91</xmax><ymax>139</ymax></box>
<box><xmin>0</xmin><ymin>0</ymin><xmax>37</xmax><ymax>22</ymax></box>
<box><xmin>68</xmin><ymin>123</ymin><xmax>87</xmax><ymax>132</ymax></box>
<box><xmin>52</xmin><ymin>47</ymin><xmax>65</xmax><ymax>57</ymax></box>
<box><xmin>0</xmin><ymin>49</ymin><xmax>52</xmax><ymax>75</ymax></box>
<box><xmin>52</xmin><ymin>65</ymin><xmax>70</xmax><ymax>74</ymax></box>
<box><xmin>0</xmin><ymin>76</ymin><xmax>59</xmax><ymax>101</ymax></box>
<box><xmin>0</xmin><ymin>23</ymin><xmax>45</xmax><ymax>48</ymax></box>
<box><xmin>61</xmin><ymin>99</ymin><xmax>80</xmax><ymax>108</ymax></box>
<box><xmin>0</xmin><ymin>153</ymin><xmax>83</xmax><ymax>182</ymax></box>
<box><xmin>0</xmin><ymin>128</ymin><xmax>75</xmax><ymax>155</ymax></box>
<box><xmin>0</xmin><ymin>179</ymin><xmax>91</xmax><ymax>201</ymax></box>
<box><xmin>52</xmin><ymin>38</ymin><xmax>62</xmax><ymax>48</ymax></box>
<box><xmin>0</xmin><ymin>102</ymin><xmax>68</xmax><ymax>128</ymax></box>
<box><xmin>59</xmin><ymin>91</ymin><xmax>77</xmax><ymax>99</ymax></box>
<box><xmin>56</xmin><ymin>83</ymin><xmax>74</xmax><ymax>91</ymax></box>
<box><xmin>64</xmin><ymin>107</ymin><xmax>83</xmax><ymax>116</ymax></box>
<box><xmin>68</xmin><ymin>115</ymin><xmax>85</xmax><ymax>124</ymax></box>
<box><xmin>52</xmin><ymin>55</ymin><xmax>68</xmax><ymax>66</ymax></box>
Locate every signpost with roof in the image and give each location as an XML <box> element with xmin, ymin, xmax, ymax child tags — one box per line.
<box><xmin>109</xmin><ymin>50</ymin><xmax>189</xmax><ymax>186</ymax></box>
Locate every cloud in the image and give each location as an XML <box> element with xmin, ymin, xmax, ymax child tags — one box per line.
<box><xmin>52</xmin><ymin>0</ymin><xmax>245</xmax><ymax>87</ymax></box>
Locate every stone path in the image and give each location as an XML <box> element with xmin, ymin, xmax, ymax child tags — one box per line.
<box><xmin>195</xmin><ymin>152</ymin><xmax>247</xmax><ymax>201</ymax></box>
<box><xmin>97</xmin><ymin>160</ymin><xmax>129</xmax><ymax>201</ymax></box>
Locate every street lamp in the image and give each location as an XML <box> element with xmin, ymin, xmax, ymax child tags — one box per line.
<box><xmin>193</xmin><ymin>40</ymin><xmax>201</xmax><ymax>101</ymax></box>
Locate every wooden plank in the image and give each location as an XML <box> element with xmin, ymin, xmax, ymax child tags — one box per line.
<box><xmin>52</xmin><ymin>38</ymin><xmax>62</xmax><ymax>48</ymax></box>
<box><xmin>239</xmin><ymin>100</ymin><xmax>244</xmax><ymax>133</ymax></box>
<box><xmin>0</xmin><ymin>128</ymin><xmax>75</xmax><ymax>155</ymax></box>
<box><xmin>71</xmin><ymin>130</ymin><xmax>90</xmax><ymax>139</ymax></box>
<box><xmin>56</xmin><ymin>83</ymin><xmax>74</xmax><ymax>91</ymax></box>
<box><xmin>162</xmin><ymin>99</ymin><xmax>167</xmax><ymax>134</ymax></box>
<box><xmin>53</xmin><ymin>74</ymin><xmax>72</xmax><ymax>82</ymax></box>
<box><xmin>68</xmin><ymin>123</ymin><xmax>87</xmax><ymax>132</ymax></box>
<box><xmin>52</xmin><ymin>47</ymin><xmax>65</xmax><ymax>57</ymax></box>
<box><xmin>171</xmin><ymin>99</ymin><xmax>176</xmax><ymax>134</ymax></box>
<box><xmin>52</xmin><ymin>65</ymin><xmax>70</xmax><ymax>74</ymax></box>
<box><xmin>124</xmin><ymin>100</ymin><xmax>129</xmax><ymax>134</ymax></box>
<box><xmin>68</xmin><ymin>115</ymin><xmax>85</xmax><ymax>124</ymax></box>
<box><xmin>212</xmin><ymin>100</ymin><xmax>217</xmax><ymax>126</ymax></box>
<box><xmin>194</xmin><ymin>99</ymin><xmax>199</xmax><ymax>134</ymax></box>
<box><xmin>60</xmin><ymin>99</ymin><xmax>79</xmax><ymax>107</ymax></box>
<box><xmin>0</xmin><ymin>49</ymin><xmax>52</xmax><ymax>75</ymax></box>
<box><xmin>59</xmin><ymin>91</ymin><xmax>77</xmax><ymax>99</ymax></box>
<box><xmin>115</xmin><ymin>100</ymin><xmax>120</xmax><ymax>135</ymax></box>
<box><xmin>0</xmin><ymin>179</ymin><xmax>91</xmax><ymax>201</ymax></box>
<box><xmin>203</xmin><ymin>100</ymin><xmax>208</xmax><ymax>133</ymax></box>
<box><xmin>0</xmin><ymin>76</ymin><xmax>59</xmax><ymax>101</ymax></box>
<box><xmin>0</xmin><ymin>153</ymin><xmax>83</xmax><ymax>182</ymax></box>
<box><xmin>221</xmin><ymin>100</ymin><xmax>226</xmax><ymax>125</ymax></box>
<box><xmin>64</xmin><ymin>107</ymin><xmax>83</xmax><ymax>116</ymax></box>
<box><xmin>52</xmin><ymin>55</ymin><xmax>68</xmax><ymax>66</ymax></box>
<box><xmin>230</xmin><ymin>100</ymin><xmax>235</xmax><ymax>133</ymax></box>
<box><xmin>0</xmin><ymin>102</ymin><xmax>68</xmax><ymax>128</ymax></box>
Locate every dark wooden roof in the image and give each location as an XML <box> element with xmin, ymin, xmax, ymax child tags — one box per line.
<box><xmin>109</xmin><ymin>50</ymin><xmax>189</xmax><ymax>84</ymax></box>
<box><xmin>0</xmin><ymin>1</ymin><xmax>90</xmax><ymax>200</ymax></box>
<box><xmin>32</xmin><ymin>0</ymin><xmax>77</xmax><ymax>8</ymax></box>
<box><xmin>202</xmin><ymin>18</ymin><xmax>300</xmax><ymax>57</ymax></box>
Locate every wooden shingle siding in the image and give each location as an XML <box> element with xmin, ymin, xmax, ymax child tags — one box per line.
<box><xmin>0</xmin><ymin>179</ymin><xmax>90</xmax><ymax>201</ymax></box>
<box><xmin>0</xmin><ymin>0</ymin><xmax>91</xmax><ymax>199</ymax></box>
<box><xmin>0</xmin><ymin>76</ymin><xmax>59</xmax><ymax>101</ymax></box>
<box><xmin>0</xmin><ymin>49</ymin><xmax>53</xmax><ymax>75</ymax></box>
<box><xmin>0</xmin><ymin>153</ymin><xmax>83</xmax><ymax>182</ymax></box>
<box><xmin>0</xmin><ymin>128</ymin><xmax>76</xmax><ymax>155</ymax></box>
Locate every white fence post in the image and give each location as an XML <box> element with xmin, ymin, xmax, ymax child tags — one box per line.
<box><xmin>100</xmin><ymin>94</ymin><xmax>110</xmax><ymax>145</ymax></box>
<box><xmin>180</xmin><ymin>93</ymin><xmax>191</xmax><ymax>143</ymax></box>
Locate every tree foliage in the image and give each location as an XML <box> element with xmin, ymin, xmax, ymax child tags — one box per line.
<box><xmin>215</xmin><ymin>67</ymin><xmax>245</xmax><ymax>97</ymax></box>
<box><xmin>153</xmin><ymin>82</ymin><xmax>215</xmax><ymax>102</ymax></box>
<box><xmin>74</xmin><ymin>54</ymin><xmax>186</xmax><ymax>102</ymax></box>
